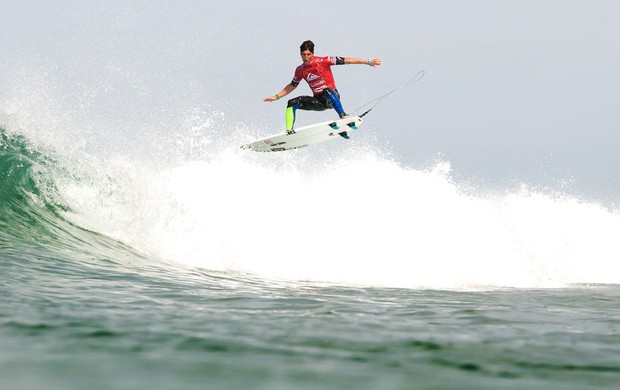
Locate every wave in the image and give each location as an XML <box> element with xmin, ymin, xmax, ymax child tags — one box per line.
<box><xmin>2</xmin><ymin>124</ymin><xmax>620</xmax><ymax>290</ymax></box>
<box><xmin>0</xmin><ymin>127</ymin><xmax>148</xmax><ymax>272</ymax></box>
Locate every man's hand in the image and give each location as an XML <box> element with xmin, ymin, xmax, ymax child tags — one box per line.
<box><xmin>368</xmin><ymin>58</ymin><xmax>382</xmax><ymax>67</ymax></box>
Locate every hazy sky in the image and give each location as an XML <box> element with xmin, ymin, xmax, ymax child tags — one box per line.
<box><xmin>2</xmin><ymin>0</ymin><xmax>619</xmax><ymax>204</ymax></box>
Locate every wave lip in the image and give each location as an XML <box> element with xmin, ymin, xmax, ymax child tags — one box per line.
<box><xmin>0</xmin><ymin>127</ymin><xmax>147</xmax><ymax>269</ymax></box>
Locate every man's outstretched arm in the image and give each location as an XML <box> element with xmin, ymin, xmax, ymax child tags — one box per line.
<box><xmin>343</xmin><ymin>57</ymin><xmax>382</xmax><ymax>67</ymax></box>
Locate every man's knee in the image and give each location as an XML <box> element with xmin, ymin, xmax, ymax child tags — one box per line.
<box><xmin>287</xmin><ymin>97</ymin><xmax>300</xmax><ymax>108</ymax></box>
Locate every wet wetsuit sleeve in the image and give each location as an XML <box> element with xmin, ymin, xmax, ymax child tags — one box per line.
<box><xmin>291</xmin><ymin>66</ymin><xmax>302</xmax><ymax>87</ymax></box>
<box><xmin>327</xmin><ymin>56</ymin><xmax>345</xmax><ymax>65</ymax></box>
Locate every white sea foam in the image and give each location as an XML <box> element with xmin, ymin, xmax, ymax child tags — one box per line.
<box><xmin>49</xmin><ymin>126</ymin><xmax>620</xmax><ymax>290</ymax></box>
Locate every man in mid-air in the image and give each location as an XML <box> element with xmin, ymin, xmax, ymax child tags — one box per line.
<box><xmin>264</xmin><ymin>40</ymin><xmax>381</xmax><ymax>134</ymax></box>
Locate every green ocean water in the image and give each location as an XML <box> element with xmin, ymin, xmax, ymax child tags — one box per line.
<box><xmin>2</xmin><ymin>127</ymin><xmax>620</xmax><ymax>389</ymax></box>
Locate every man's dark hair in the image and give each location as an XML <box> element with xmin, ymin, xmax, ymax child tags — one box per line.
<box><xmin>300</xmin><ymin>40</ymin><xmax>315</xmax><ymax>53</ymax></box>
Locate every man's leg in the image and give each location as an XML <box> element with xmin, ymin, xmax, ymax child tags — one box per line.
<box><xmin>285</xmin><ymin>104</ymin><xmax>297</xmax><ymax>133</ymax></box>
<box><xmin>323</xmin><ymin>88</ymin><xmax>347</xmax><ymax>118</ymax></box>
<box><xmin>286</xmin><ymin>96</ymin><xmax>325</xmax><ymax>133</ymax></box>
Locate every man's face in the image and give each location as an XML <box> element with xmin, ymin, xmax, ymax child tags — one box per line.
<box><xmin>300</xmin><ymin>50</ymin><xmax>314</xmax><ymax>64</ymax></box>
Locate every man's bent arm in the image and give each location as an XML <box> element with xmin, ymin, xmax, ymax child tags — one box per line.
<box><xmin>263</xmin><ymin>83</ymin><xmax>297</xmax><ymax>102</ymax></box>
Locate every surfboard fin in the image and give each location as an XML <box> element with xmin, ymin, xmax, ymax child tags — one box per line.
<box><xmin>347</xmin><ymin>122</ymin><xmax>358</xmax><ymax>130</ymax></box>
<box><xmin>329</xmin><ymin>122</ymin><xmax>340</xmax><ymax>130</ymax></box>
<box><xmin>338</xmin><ymin>132</ymin><xmax>349</xmax><ymax>139</ymax></box>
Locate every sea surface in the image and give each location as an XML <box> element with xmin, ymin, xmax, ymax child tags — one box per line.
<box><xmin>2</xmin><ymin>126</ymin><xmax>620</xmax><ymax>389</ymax></box>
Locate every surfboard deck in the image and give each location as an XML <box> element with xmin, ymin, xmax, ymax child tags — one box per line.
<box><xmin>241</xmin><ymin>116</ymin><xmax>363</xmax><ymax>152</ymax></box>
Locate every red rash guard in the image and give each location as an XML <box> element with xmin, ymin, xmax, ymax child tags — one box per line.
<box><xmin>291</xmin><ymin>56</ymin><xmax>344</xmax><ymax>95</ymax></box>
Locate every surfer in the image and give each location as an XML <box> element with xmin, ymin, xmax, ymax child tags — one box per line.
<box><xmin>263</xmin><ymin>40</ymin><xmax>381</xmax><ymax>134</ymax></box>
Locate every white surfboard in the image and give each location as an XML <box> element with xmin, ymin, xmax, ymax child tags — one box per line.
<box><xmin>241</xmin><ymin>116</ymin><xmax>363</xmax><ymax>152</ymax></box>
